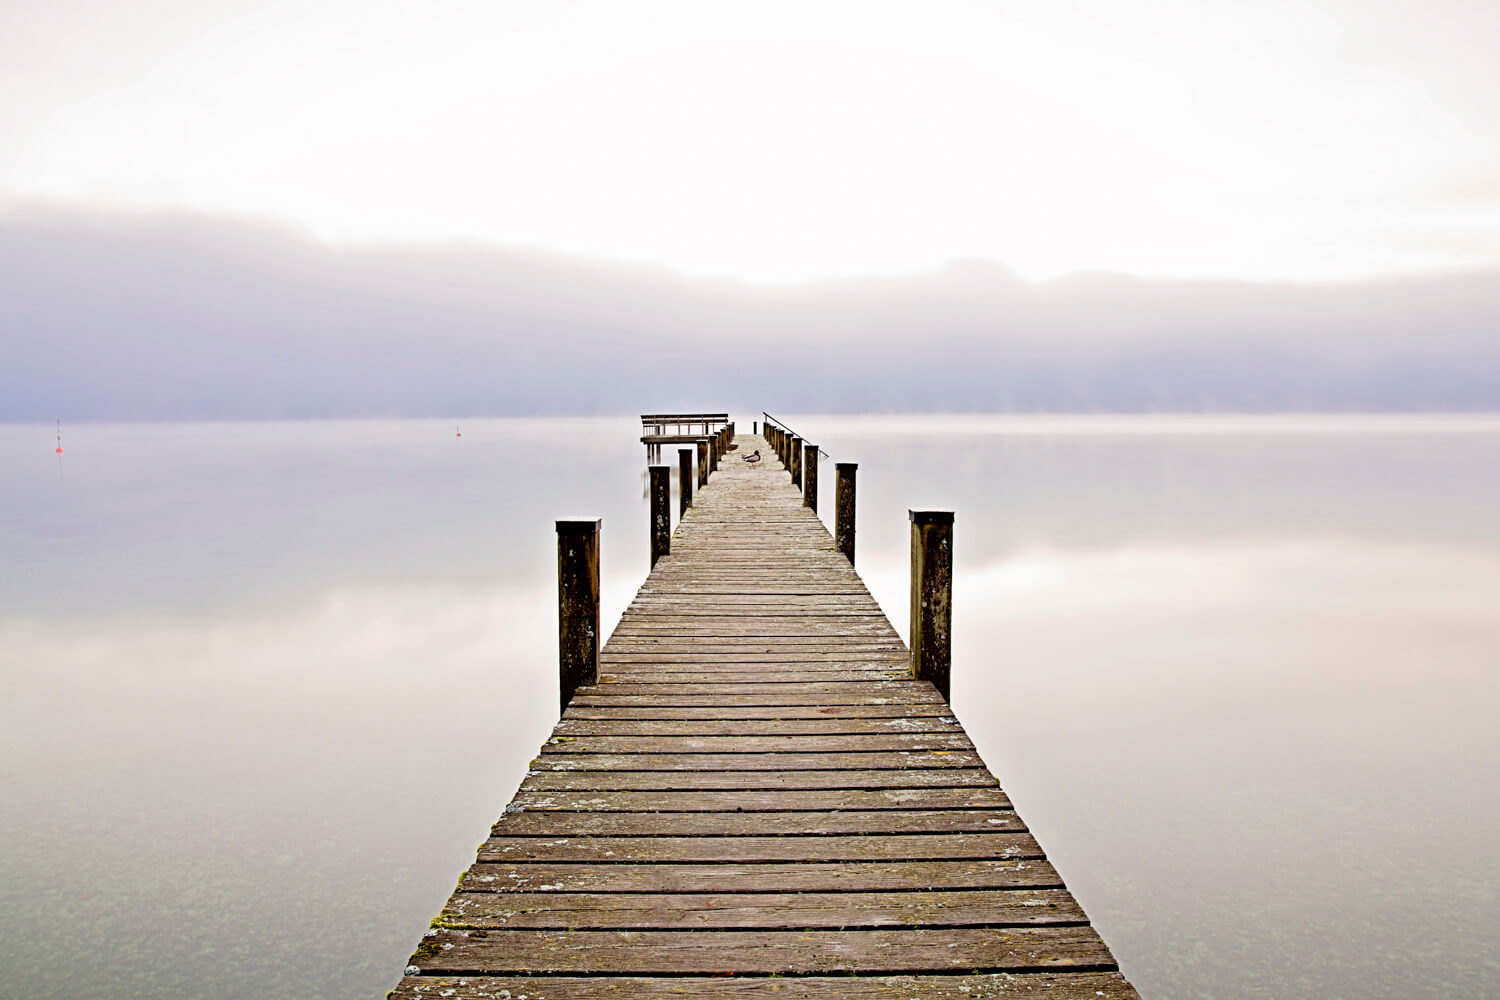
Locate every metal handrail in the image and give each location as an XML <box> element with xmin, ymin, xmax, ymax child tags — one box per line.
<box><xmin>762</xmin><ymin>412</ymin><xmax>831</xmax><ymax>460</ymax></box>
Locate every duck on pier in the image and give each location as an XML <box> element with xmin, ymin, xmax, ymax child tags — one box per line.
<box><xmin>742</xmin><ymin>450</ymin><xmax>761</xmax><ymax>464</ymax></box>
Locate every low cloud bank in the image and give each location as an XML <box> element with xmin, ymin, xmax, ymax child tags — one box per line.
<box><xmin>3</xmin><ymin>206</ymin><xmax>1497</xmax><ymax>419</ymax></box>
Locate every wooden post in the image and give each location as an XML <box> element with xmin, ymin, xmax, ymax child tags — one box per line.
<box><xmin>650</xmin><ymin>465</ymin><xmax>670</xmax><ymax>568</ymax></box>
<box><xmin>556</xmin><ymin>518</ymin><xmax>600</xmax><ymax>715</ymax></box>
<box><xmin>789</xmin><ymin>435</ymin><xmax>802</xmax><ymax>488</ymax></box>
<box><xmin>708</xmin><ymin>433</ymin><xmax>719</xmax><ymax>475</ymax></box>
<box><xmin>697</xmin><ymin>439</ymin><xmax>709</xmax><ymax>488</ymax></box>
<box><xmin>678</xmin><ymin>448</ymin><xmax>693</xmax><ymax>516</ymax></box>
<box><xmin>753</xmin><ymin>420</ymin><xmax>758</xmax><ymax>435</ymax></box>
<box><xmin>835</xmin><ymin>462</ymin><xmax>857</xmax><ymax>565</ymax></box>
<box><xmin>803</xmin><ymin>442</ymin><xmax>818</xmax><ymax>511</ymax></box>
<box><xmin>909</xmin><ymin>510</ymin><xmax>954</xmax><ymax>702</ymax></box>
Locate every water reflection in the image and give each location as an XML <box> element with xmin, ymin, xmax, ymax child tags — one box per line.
<box><xmin>1</xmin><ymin>416</ymin><xmax>1497</xmax><ymax>999</ymax></box>
<box><xmin>802</xmin><ymin>416</ymin><xmax>1500</xmax><ymax>1000</ymax></box>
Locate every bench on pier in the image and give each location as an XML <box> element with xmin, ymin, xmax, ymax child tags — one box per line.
<box><xmin>640</xmin><ymin>412</ymin><xmax>729</xmax><ymax>462</ymax></box>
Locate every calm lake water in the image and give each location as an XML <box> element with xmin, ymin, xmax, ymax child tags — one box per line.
<box><xmin>2</xmin><ymin>415</ymin><xmax>1497</xmax><ymax>999</ymax></box>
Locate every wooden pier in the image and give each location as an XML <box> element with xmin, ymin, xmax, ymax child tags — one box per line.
<box><xmin>393</xmin><ymin>423</ymin><xmax>1139</xmax><ymax>999</ymax></box>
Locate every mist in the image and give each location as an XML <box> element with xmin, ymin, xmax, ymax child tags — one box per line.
<box><xmin>3</xmin><ymin>205</ymin><xmax>1497</xmax><ymax>420</ymax></box>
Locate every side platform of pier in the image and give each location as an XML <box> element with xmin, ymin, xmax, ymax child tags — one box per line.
<box><xmin>392</xmin><ymin>426</ymin><xmax>1139</xmax><ymax>999</ymax></box>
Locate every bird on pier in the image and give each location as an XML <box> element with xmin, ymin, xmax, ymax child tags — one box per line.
<box><xmin>742</xmin><ymin>449</ymin><xmax>761</xmax><ymax>464</ymax></box>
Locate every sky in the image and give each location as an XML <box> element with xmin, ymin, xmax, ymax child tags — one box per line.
<box><xmin>1</xmin><ymin>0</ymin><xmax>1497</xmax><ymax>417</ymax></box>
<box><xmin>3</xmin><ymin>0</ymin><xmax>1499</xmax><ymax>283</ymax></box>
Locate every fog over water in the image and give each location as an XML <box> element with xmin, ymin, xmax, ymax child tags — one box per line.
<box><xmin>2</xmin><ymin>415</ymin><xmax>1498</xmax><ymax>999</ymax></box>
<box><xmin>3</xmin><ymin>208</ymin><xmax>1499</xmax><ymax>420</ymax></box>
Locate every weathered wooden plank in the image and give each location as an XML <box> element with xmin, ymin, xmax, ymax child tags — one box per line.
<box><xmin>532</xmin><ymin>751</ymin><xmax>984</xmax><ymax>771</ymax></box>
<box><xmin>479</xmin><ymin>833</ymin><xmax>1041</xmax><ymax>863</ymax></box>
<box><xmin>459</xmin><ymin>858</ymin><xmax>1064</xmax><ymax>893</ymax></box>
<box><xmin>569</xmin><ymin>693</ymin><xmax>944</xmax><ymax>707</ymax></box>
<box><xmin>561</xmin><ymin>704</ymin><xmax>959</xmax><ymax>720</ymax></box>
<box><xmin>505</xmin><ymin>787</ymin><xmax>1010</xmax><ymax>811</ymax></box>
<box><xmin>594</xmin><ymin>668</ymin><xmax>900</xmax><ymax>683</ymax></box>
<box><xmin>542</xmin><ymin>733</ymin><xmax>974</xmax><ymax>754</ymax></box>
<box><xmin>552</xmin><ymin>716</ymin><xmax>964</xmax><ymax>736</ymax></box>
<box><xmin>494</xmin><ymin>809</ymin><xmax>1023</xmax><ymax>836</ymax></box>
<box><xmin>518</xmin><ymin>769</ymin><xmax>1001</xmax><ymax>792</ymax></box>
<box><xmin>392</xmin><ymin>972</ymin><xmax>1141</xmax><ymax>999</ymax></box>
<box><xmin>410</xmin><ymin>926</ymin><xmax>1115</xmax><ymax>975</ymax></box>
<box><xmin>602</xmin><ymin>656</ymin><xmax>903</xmax><ymax>666</ymax></box>
<box><xmin>438</xmin><ymin>887</ymin><xmax>1082</xmax><ymax>930</ymax></box>
<box><xmin>581</xmin><ymin>681</ymin><xmax>937</xmax><ymax>695</ymax></box>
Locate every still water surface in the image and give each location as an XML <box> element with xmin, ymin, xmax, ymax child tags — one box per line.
<box><xmin>2</xmin><ymin>415</ymin><xmax>1497</xmax><ymax>999</ymax></box>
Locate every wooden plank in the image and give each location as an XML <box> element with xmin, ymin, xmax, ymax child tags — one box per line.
<box><xmin>458</xmin><ymin>858</ymin><xmax>1064</xmax><ymax>893</ymax></box>
<box><xmin>505</xmin><ymin>787</ymin><xmax>1011</xmax><ymax>811</ymax></box>
<box><xmin>392</xmin><ymin>972</ymin><xmax>1141</xmax><ymax>999</ymax></box>
<box><xmin>552</xmin><ymin>717</ymin><xmax>964</xmax><ymax>735</ymax></box>
<box><xmin>532</xmin><ymin>751</ymin><xmax>985</xmax><ymax>771</ymax></box>
<box><xmin>597</xmin><ymin>671</ymin><xmax>911</xmax><ymax>685</ymax></box>
<box><xmin>409</xmin><ymin>926</ymin><xmax>1115</xmax><ymax>975</ymax></box>
<box><xmin>579</xmin><ymin>682</ymin><xmax>940</xmax><ymax>696</ymax></box>
<box><xmin>561</xmin><ymin>704</ymin><xmax>959</xmax><ymax>720</ymax></box>
<box><xmin>518</xmin><ymin>769</ymin><xmax>1001</xmax><ymax>792</ymax></box>
<box><xmin>437</xmin><ymin>887</ymin><xmax>1082</xmax><ymax>929</ymax></box>
<box><xmin>569</xmin><ymin>693</ymin><xmax>945</xmax><ymax>707</ymax></box>
<box><xmin>494</xmin><ymin>809</ymin><xmax>1023</xmax><ymax>836</ymax></box>
<box><xmin>479</xmin><ymin>833</ymin><xmax>1041</xmax><ymax>863</ymax></box>
<box><xmin>541</xmin><ymin>734</ymin><xmax>974</xmax><ymax>754</ymax></box>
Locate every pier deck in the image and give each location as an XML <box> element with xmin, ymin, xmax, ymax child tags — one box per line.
<box><xmin>393</xmin><ymin>430</ymin><xmax>1138</xmax><ymax>998</ymax></box>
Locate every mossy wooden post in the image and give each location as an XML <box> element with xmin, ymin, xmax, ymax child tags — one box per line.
<box><xmin>650</xmin><ymin>465</ymin><xmax>670</xmax><ymax>568</ymax></box>
<box><xmin>789</xmin><ymin>435</ymin><xmax>803</xmax><ymax>488</ymax></box>
<box><xmin>803</xmin><ymin>442</ymin><xmax>819</xmax><ymax>511</ymax></box>
<box><xmin>836</xmin><ymin>462</ymin><xmax>857</xmax><ymax>565</ymax></box>
<box><xmin>696</xmin><ymin>439</ymin><xmax>709</xmax><ymax>488</ymax></box>
<box><xmin>556</xmin><ymin>518</ymin><xmax>600</xmax><ymax>715</ymax></box>
<box><xmin>678</xmin><ymin>448</ymin><xmax>693</xmax><ymax>516</ymax></box>
<box><xmin>909</xmin><ymin>509</ymin><xmax>954</xmax><ymax>703</ymax></box>
<box><xmin>708</xmin><ymin>433</ymin><xmax>719</xmax><ymax>476</ymax></box>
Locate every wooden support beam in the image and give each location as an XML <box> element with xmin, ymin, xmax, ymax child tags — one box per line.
<box><xmin>556</xmin><ymin>518</ymin><xmax>600</xmax><ymax>715</ymax></box>
<box><xmin>650</xmin><ymin>466</ymin><xmax>671</xmax><ymax>568</ymax></box>
<box><xmin>803</xmin><ymin>443</ymin><xmax>819</xmax><ymax>512</ymax></box>
<box><xmin>909</xmin><ymin>509</ymin><xmax>954</xmax><ymax>702</ymax></box>
<box><xmin>678</xmin><ymin>448</ymin><xmax>694</xmax><ymax>516</ymax></box>
<box><xmin>836</xmin><ymin>462</ymin><xmax>857</xmax><ymax>565</ymax></box>
<box><xmin>697</xmin><ymin>440</ymin><xmax>709</xmax><ymax>489</ymax></box>
<box><xmin>790</xmin><ymin>435</ymin><xmax>803</xmax><ymax>489</ymax></box>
